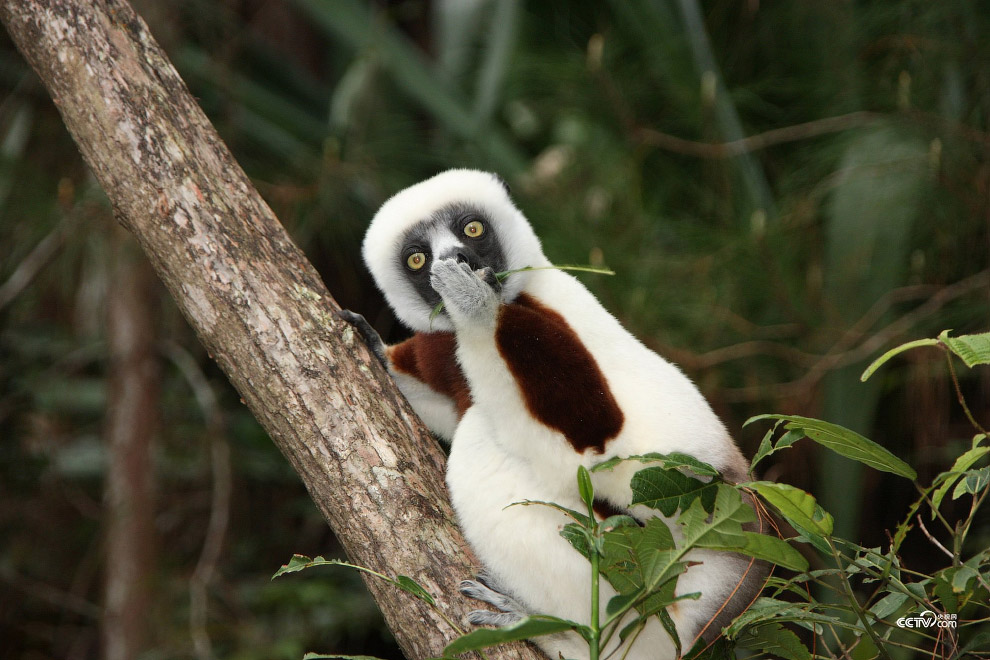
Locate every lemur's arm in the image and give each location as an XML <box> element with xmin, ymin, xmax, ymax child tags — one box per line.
<box><xmin>337</xmin><ymin>310</ymin><xmax>470</xmax><ymax>442</ymax></box>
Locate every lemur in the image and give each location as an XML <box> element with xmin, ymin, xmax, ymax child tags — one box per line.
<box><xmin>341</xmin><ymin>169</ymin><xmax>766</xmax><ymax>660</ymax></box>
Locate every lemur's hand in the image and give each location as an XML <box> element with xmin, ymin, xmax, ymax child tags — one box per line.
<box><xmin>430</xmin><ymin>258</ymin><xmax>502</xmax><ymax>326</ymax></box>
<box><xmin>337</xmin><ymin>309</ymin><xmax>388</xmax><ymax>367</ymax></box>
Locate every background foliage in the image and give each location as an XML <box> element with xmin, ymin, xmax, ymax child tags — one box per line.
<box><xmin>0</xmin><ymin>1</ymin><xmax>987</xmax><ymax>658</ymax></box>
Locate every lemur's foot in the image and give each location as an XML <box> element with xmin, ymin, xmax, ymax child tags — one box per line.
<box><xmin>459</xmin><ymin>574</ymin><xmax>526</xmax><ymax>627</ymax></box>
<box><xmin>337</xmin><ymin>309</ymin><xmax>388</xmax><ymax>366</ymax></box>
<box><xmin>430</xmin><ymin>259</ymin><xmax>501</xmax><ymax>325</ymax></box>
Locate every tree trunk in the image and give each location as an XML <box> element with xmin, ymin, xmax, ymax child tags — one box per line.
<box><xmin>103</xmin><ymin>232</ymin><xmax>157</xmax><ymax>660</ymax></box>
<box><xmin>0</xmin><ymin>2</ymin><xmax>543</xmax><ymax>658</ymax></box>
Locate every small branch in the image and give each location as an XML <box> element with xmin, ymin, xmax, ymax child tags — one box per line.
<box><xmin>163</xmin><ymin>341</ymin><xmax>231</xmax><ymax>660</ymax></box>
<box><xmin>913</xmin><ymin>483</ymin><xmax>957</xmax><ymax>536</ymax></box>
<box><xmin>689</xmin><ymin>340</ymin><xmax>823</xmax><ymax>370</ymax></box>
<box><xmin>0</xmin><ymin>215</ymin><xmax>71</xmax><ymax>311</ymax></box>
<box><xmin>914</xmin><ymin>515</ymin><xmax>953</xmax><ymax>560</ymax></box>
<box><xmin>0</xmin><ymin>566</ymin><xmax>102</xmax><ymax>619</ymax></box>
<box><xmin>664</xmin><ymin>281</ymin><xmax>943</xmax><ymax>373</ymax></box>
<box><xmin>826</xmin><ymin>539</ymin><xmax>891</xmax><ymax>660</ymax></box>
<box><xmin>718</xmin><ymin>270</ymin><xmax>990</xmax><ymax>402</ymax></box>
<box><xmin>944</xmin><ymin>352</ymin><xmax>988</xmax><ymax>436</ymax></box>
<box><xmin>635</xmin><ymin>112</ymin><xmax>880</xmax><ymax>159</ymax></box>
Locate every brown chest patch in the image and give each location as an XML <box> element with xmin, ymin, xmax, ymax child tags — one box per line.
<box><xmin>495</xmin><ymin>293</ymin><xmax>624</xmax><ymax>453</ymax></box>
<box><xmin>388</xmin><ymin>332</ymin><xmax>472</xmax><ymax>416</ymax></box>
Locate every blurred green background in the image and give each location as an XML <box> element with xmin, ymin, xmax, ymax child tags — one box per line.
<box><xmin>1</xmin><ymin>1</ymin><xmax>988</xmax><ymax>658</ymax></box>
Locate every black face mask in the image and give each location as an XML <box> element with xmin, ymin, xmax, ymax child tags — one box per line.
<box><xmin>399</xmin><ymin>203</ymin><xmax>507</xmax><ymax>321</ymax></box>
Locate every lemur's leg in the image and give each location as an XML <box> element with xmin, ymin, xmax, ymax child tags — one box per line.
<box><xmin>460</xmin><ymin>574</ymin><xmax>527</xmax><ymax>627</ymax></box>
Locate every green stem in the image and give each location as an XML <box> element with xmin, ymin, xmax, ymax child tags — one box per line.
<box><xmin>955</xmin><ymin>485</ymin><xmax>990</xmax><ymax>564</ymax></box>
<box><xmin>945</xmin><ymin>351</ymin><xmax>988</xmax><ymax>435</ymax></box>
<box><xmin>833</xmin><ymin>548</ymin><xmax>930</xmax><ymax>610</ymax></box>
<box><xmin>827</xmin><ymin>538</ymin><xmax>892</xmax><ymax>660</ymax></box>
<box><xmin>590</xmin><ymin>541</ymin><xmax>601</xmax><ymax>660</ymax></box>
<box><xmin>913</xmin><ymin>482</ymin><xmax>957</xmax><ymax>535</ymax></box>
<box><xmin>312</xmin><ymin>561</ymin><xmax>472</xmax><ymax>645</ymax></box>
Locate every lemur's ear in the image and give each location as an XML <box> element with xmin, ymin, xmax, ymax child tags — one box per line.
<box><xmin>493</xmin><ymin>174</ymin><xmax>511</xmax><ymax>196</ymax></box>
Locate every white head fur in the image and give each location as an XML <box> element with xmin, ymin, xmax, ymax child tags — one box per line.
<box><xmin>362</xmin><ymin>169</ymin><xmax>550</xmax><ymax>332</ymax></box>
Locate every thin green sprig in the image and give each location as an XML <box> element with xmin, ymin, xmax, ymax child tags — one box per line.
<box><xmin>428</xmin><ymin>263</ymin><xmax>615</xmax><ymax>326</ymax></box>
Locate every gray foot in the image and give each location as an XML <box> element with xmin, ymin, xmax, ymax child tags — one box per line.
<box><xmin>459</xmin><ymin>574</ymin><xmax>526</xmax><ymax>627</ymax></box>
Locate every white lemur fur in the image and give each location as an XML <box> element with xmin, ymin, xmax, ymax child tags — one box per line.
<box><xmin>346</xmin><ymin>169</ymin><xmax>766</xmax><ymax>660</ymax></box>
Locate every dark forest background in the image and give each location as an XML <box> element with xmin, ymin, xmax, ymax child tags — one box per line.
<box><xmin>1</xmin><ymin>1</ymin><xmax>988</xmax><ymax>658</ymax></box>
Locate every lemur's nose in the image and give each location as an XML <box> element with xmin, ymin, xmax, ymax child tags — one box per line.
<box><xmin>437</xmin><ymin>245</ymin><xmax>480</xmax><ymax>269</ymax></box>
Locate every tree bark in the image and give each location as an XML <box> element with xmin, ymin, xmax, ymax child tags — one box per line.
<box><xmin>0</xmin><ymin>2</ymin><xmax>543</xmax><ymax>659</ymax></box>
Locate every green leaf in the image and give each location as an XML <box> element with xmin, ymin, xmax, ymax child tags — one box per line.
<box><xmin>593</xmin><ymin>452</ymin><xmax>718</xmax><ymax>478</ymax></box>
<box><xmin>597</xmin><ymin>517</ymin><xmax>685</xmax><ymax>618</ymax></box>
<box><xmin>842</xmin><ymin>545</ymin><xmax>896</xmax><ymax>576</ymax></box>
<box><xmin>677</xmin><ymin>485</ymin><xmax>753</xmax><ymax>550</ymax></box>
<box><xmin>749</xmin><ymin>427</ymin><xmax>802</xmax><ymax>474</ymax></box>
<box><xmin>739</xmin><ymin>532</ymin><xmax>809</xmax><ymax>572</ymax></box>
<box><xmin>950</xmin><ymin>564</ymin><xmax>980</xmax><ymax>593</ymax></box>
<box><xmin>577</xmin><ymin>465</ymin><xmax>594</xmax><ymax>513</ymax></box>
<box><xmin>560</xmin><ymin>522</ymin><xmax>594</xmax><ymax>558</ymax></box>
<box><xmin>869</xmin><ymin>591</ymin><xmax>909</xmax><ymax>619</ymax></box>
<box><xmin>747</xmin><ymin>415</ymin><xmax>916</xmax><ymax>480</ymax></box>
<box><xmin>738</xmin><ymin>623</ymin><xmax>811</xmax><ymax>660</ymax></box>
<box><xmin>273</xmin><ymin>553</ymin><xmax>321</xmax><ymax>578</ymax></box>
<box><xmin>683</xmin><ymin>635</ymin><xmax>735</xmax><ymax>660</ymax></box>
<box><xmin>271</xmin><ymin>556</ymin><xmax>436</xmax><ymax>608</ymax></box>
<box><xmin>746</xmin><ymin>481</ymin><xmax>833</xmax><ymax>552</ymax></box>
<box><xmin>726</xmin><ymin>597</ymin><xmax>840</xmax><ymax>637</ymax></box>
<box><xmin>498</xmin><ymin>264</ymin><xmax>616</xmax><ymax>278</ymax></box>
<box><xmin>631</xmin><ymin>466</ymin><xmax>718</xmax><ymax>516</ymax></box>
<box><xmin>932</xmin><ymin>439</ymin><xmax>989</xmax><ymax>516</ymax></box>
<box><xmin>468</xmin><ymin>0</ymin><xmax>518</xmax><ymax>128</ymax></box>
<box><xmin>859</xmin><ymin>338</ymin><xmax>940</xmax><ymax>381</ymax></box>
<box><xmin>952</xmin><ymin>466</ymin><xmax>990</xmax><ymax>501</ymax></box>
<box><xmin>442</xmin><ymin>616</ymin><xmax>582</xmax><ymax>655</ymax></box>
<box><xmin>749</xmin><ymin>426</ymin><xmax>778</xmax><ymax>474</ymax></box>
<box><xmin>600</xmin><ymin>515</ymin><xmax>640</xmax><ymax>531</ymax></box>
<box><xmin>428</xmin><ymin>301</ymin><xmax>445</xmax><ymax>327</ymax></box>
<box><xmin>605</xmin><ymin>591</ymin><xmax>641</xmax><ymax>619</ymax></box>
<box><xmin>938</xmin><ymin>330</ymin><xmax>990</xmax><ymax>367</ymax></box>
<box><xmin>291</xmin><ymin>0</ymin><xmax>527</xmax><ymax>174</ymax></box>
<box><xmin>592</xmin><ymin>456</ymin><xmax>624</xmax><ymax>472</ymax></box>
<box><xmin>640</xmin><ymin>590</ymin><xmax>701</xmax><ymax>618</ymax></box>
<box><xmin>395</xmin><ymin>575</ymin><xmax>435</xmax><ymax>605</ymax></box>
<box><xmin>507</xmin><ymin>499</ymin><xmax>592</xmax><ymax>526</ymax></box>
<box><xmin>273</xmin><ymin>555</ymin><xmax>382</xmax><ymax>580</ymax></box>
<box><xmin>656</xmin><ymin>606</ymin><xmax>681</xmax><ymax>651</ymax></box>
<box><xmin>956</xmin><ymin>632</ymin><xmax>990</xmax><ymax>658</ymax></box>
<box><xmin>860</xmin><ymin>331</ymin><xmax>990</xmax><ymax>379</ymax></box>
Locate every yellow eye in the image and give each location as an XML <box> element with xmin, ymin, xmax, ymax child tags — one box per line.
<box><xmin>406</xmin><ymin>252</ymin><xmax>427</xmax><ymax>270</ymax></box>
<box><xmin>464</xmin><ymin>220</ymin><xmax>485</xmax><ymax>238</ymax></box>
